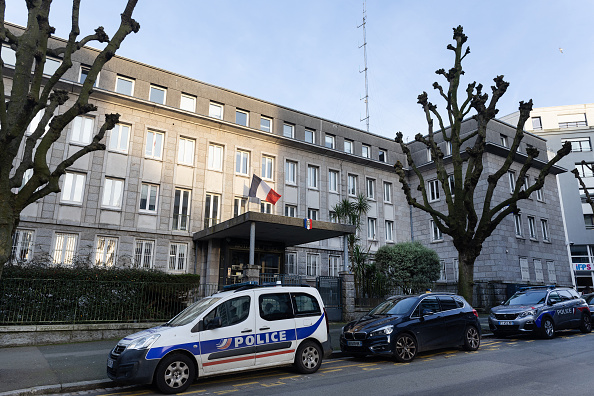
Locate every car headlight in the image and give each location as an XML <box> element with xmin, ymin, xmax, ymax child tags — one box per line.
<box><xmin>369</xmin><ymin>325</ymin><xmax>394</xmax><ymax>337</ymax></box>
<box><xmin>517</xmin><ymin>310</ymin><xmax>536</xmax><ymax>318</ymax></box>
<box><xmin>489</xmin><ymin>312</ymin><xmax>496</xmax><ymax>319</ymax></box>
<box><xmin>126</xmin><ymin>334</ymin><xmax>160</xmax><ymax>350</ymax></box>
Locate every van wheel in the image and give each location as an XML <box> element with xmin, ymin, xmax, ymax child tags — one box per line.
<box><xmin>294</xmin><ymin>341</ymin><xmax>322</xmax><ymax>374</ymax></box>
<box><xmin>580</xmin><ymin>313</ymin><xmax>592</xmax><ymax>333</ymax></box>
<box><xmin>462</xmin><ymin>326</ymin><xmax>480</xmax><ymax>351</ymax></box>
<box><xmin>394</xmin><ymin>333</ymin><xmax>417</xmax><ymax>363</ymax></box>
<box><xmin>540</xmin><ymin>317</ymin><xmax>555</xmax><ymax>339</ymax></box>
<box><xmin>154</xmin><ymin>353</ymin><xmax>195</xmax><ymax>394</ymax></box>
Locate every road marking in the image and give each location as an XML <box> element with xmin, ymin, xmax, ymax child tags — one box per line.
<box><xmin>214</xmin><ymin>389</ymin><xmax>238</xmax><ymax>395</ymax></box>
<box><xmin>178</xmin><ymin>389</ymin><xmax>206</xmax><ymax>395</ymax></box>
<box><xmin>320</xmin><ymin>368</ymin><xmax>343</xmax><ymax>373</ymax></box>
<box><xmin>261</xmin><ymin>381</ymin><xmax>285</xmax><ymax>387</ymax></box>
<box><xmin>232</xmin><ymin>382</ymin><xmax>259</xmax><ymax>387</ymax></box>
<box><xmin>362</xmin><ymin>367</ymin><xmax>382</xmax><ymax>371</ymax></box>
<box><xmin>279</xmin><ymin>375</ymin><xmax>301</xmax><ymax>380</ymax></box>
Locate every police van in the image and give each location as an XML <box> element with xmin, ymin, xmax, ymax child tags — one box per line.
<box><xmin>107</xmin><ymin>283</ymin><xmax>331</xmax><ymax>393</ymax></box>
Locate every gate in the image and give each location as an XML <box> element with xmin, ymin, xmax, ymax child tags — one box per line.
<box><xmin>316</xmin><ymin>276</ymin><xmax>342</xmax><ymax>321</ymax></box>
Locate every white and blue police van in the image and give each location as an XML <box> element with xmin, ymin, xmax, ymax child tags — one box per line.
<box><xmin>107</xmin><ymin>283</ymin><xmax>331</xmax><ymax>393</ymax></box>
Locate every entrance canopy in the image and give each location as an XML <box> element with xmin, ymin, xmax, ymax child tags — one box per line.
<box><xmin>193</xmin><ymin>211</ymin><xmax>355</xmax><ymax>246</ymax></box>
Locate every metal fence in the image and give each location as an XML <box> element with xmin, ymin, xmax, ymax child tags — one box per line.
<box><xmin>259</xmin><ymin>274</ymin><xmax>306</xmax><ymax>286</ymax></box>
<box><xmin>0</xmin><ymin>278</ymin><xmax>218</xmax><ymax>325</ymax></box>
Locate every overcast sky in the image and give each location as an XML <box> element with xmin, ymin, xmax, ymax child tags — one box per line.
<box><xmin>6</xmin><ymin>1</ymin><xmax>594</xmax><ymax>141</ymax></box>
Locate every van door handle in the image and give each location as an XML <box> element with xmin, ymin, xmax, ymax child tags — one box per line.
<box><xmin>241</xmin><ymin>329</ymin><xmax>252</xmax><ymax>333</ymax></box>
<box><xmin>259</xmin><ymin>326</ymin><xmax>270</xmax><ymax>331</ymax></box>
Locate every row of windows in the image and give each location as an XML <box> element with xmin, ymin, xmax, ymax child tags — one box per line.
<box><xmin>11</xmin><ymin>229</ymin><xmax>188</xmax><ymax>271</ymax></box>
<box><xmin>513</xmin><ymin>214</ymin><xmax>550</xmax><ymax>241</ymax></box>
<box><xmin>284</xmin><ymin>252</ymin><xmax>343</xmax><ymax>277</ymax></box>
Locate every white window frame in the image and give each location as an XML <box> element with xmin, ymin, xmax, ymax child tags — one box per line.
<box><xmin>139</xmin><ymin>183</ymin><xmax>159</xmax><ymax>213</ymax></box>
<box><xmin>534</xmin><ymin>259</ymin><xmax>544</xmax><ymax>282</ymax></box>
<box><xmin>11</xmin><ymin>229</ymin><xmax>34</xmax><ymax>263</ymax></box>
<box><xmin>2</xmin><ymin>44</ymin><xmax>16</xmax><ymax>66</ymax></box>
<box><xmin>541</xmin><ymin>219</ymin><xmax>550</xmax><ymax>241</ymax></box>
<box><xmin>79</xmin><ymin>65</ymin><xmax>99</xmax><ymax>87</ymax></box>
<box><xmin>308</xmin><ymin>208</ymin><xmax>319</xmax><ymax>220</ymax></box>
<box><xmin>235</xmin><ymin>109</ymin><xmax>249</xmax><ymax>126</ymax></box>
<box><xmin>535</xmin><ymin>186</ymin><xmax>544</xmax><ymax>202</ymax></box>
<box><xmin>61</xmin><ymin>172</ymin><xmax>86</xmax><ymax>204</ymax></box>
<box><xmin>235</xmin><ymin>150</ymin><xmax>250</xmax><ymax>175</ymax></box>
<box><xmin>385</xmin><ymin>220</ymin><xmax>394</xmax><ymax>242</ymax></box>
<box><xmin>173</xmin><ymin>188</ymin><xmax>191</xmax><ymax>231</ymax></box>
<box><xmin>348</xmin><ymin>174</ymin><xmax>357</xmax><ymax>196</ymax></box>
<box><xmin>285</xmin><ymin>204</ymin><xmax>297</xmax><ymax>217</ymax></box>
<box><xmin>115</xmin><ymin>75</ymin><xmax>135</xmax><ymax>96</ymax></box>
<box><xmin>209</xmin><ymin>102</ymin><xmax>224</xmax><ymax>120</ymax></box>
<box><xmin>306</xmin><ymin>253</ymin><xmax>320</xmax><ymax>277</ymax></box>
<box><xmin>428</xmin><ymin>179</ymin><xmax>440</xmax><ymax>202</ymax></box>
<box><xmin>43</xmin><ymin>57</ymin><xmax>61</xmax><ymax>75</ymax></box>
<box><xmin>70</xmin><ymin>116</ymin><xmax>94</xmax><ymax>144</ymax></box>
<box><xmin>378</xmin><ymin>149</ymin><xmax>387</xmax><ymax>162</ymax></box>
<box><xmin>514</xmin><ymin>213</ymin><xmax>523</xmax><ymax>237</ymax></box>
<box><xmin>283</xmin><ymin>123</ymin><xmax>295</xmax><ymax>138</ymax></box>
<box><xmin>367</xmin><ymin>217</ymin><xmax>377</xmax><ymax>240</ymax></box>
<box><xmin>307</xmin><ymin>165</ymin><xmax>319</xmax><ymax>189</ymax></box>
<box><xmin>261</xmin><ymin>202</ymin><xmax>273</xmax><ymax>214</ymax></box>
<box><xmin>149</xmin><ymin>84</ymin><xmax>167</xmax><ymax>105</ymax></box>
<box><xmin>102</xmin><ymin>177</ymin><xmax>124</xmax><ymax>209</ymax></box>
<box><xmin>234</xmin><ymin>196</ymin><xmax>248</xmax><ymax>217</ymax></box>
<box><xmin>205</xmin><ymin>193</ymin><xmax>221</xmax><ymax>227</ymax></box>
<box><xmin>304</xmin><ymin>129</ymin><xmax>314</xmax><ymax>143</ymax></box>
<box><xmin>145</xmin><ymin>130</ymin><xmax>164</xmax><ymax>160</ymax></box>
<box><xmin>260</xmin><ymin>116</ymin><xmax>272</xmax><ymax>132</ymax></box>
<box><xmin>366</xmin><ymin>178</ymin><xmax>375</xmax><ymax>200</ymax></box>
<box><xmin>383</xmin><ymin>182</ymin><xmax>392</xmax><ymax>203</ymax></box>
<box><xmin>528</xmin><ymin>216</ymin><xmax>537</xmax><ymax>239</ymax></box>
<box><xmin>431</xmin><ymin>219</ymin><xmax>443</xmax><ymax>242</ymax></box>
<box><xmin>562</xmin><ymin>138</ymin><xmax>592</xmax><ymax>152</ymax></box>
<box><xmin>427</xmin><ymin>147</ymin><xmax>433</xmax><ymax>162</ymax></box>
<box><xmin>169</xmin><ymin>243</ymin><xmax>188</xmax><ymax>272</ymax></box>
<box><xmin>500</xmin><ymin>134</ymin><xmax>508</xmax><ymax>148</ymax></box>
<box><xmin>134</xmin><ymin>239</ymin><xmax>155</xmax><ymax>269</ymax></box>
<box><xmin>547</xmin><ymin>261</ymin><xmax>557</xmax><ymax>283</ymax></box>
<box><xmin>26</xmin><ymin>110</ymin><xmax>49</xmax><ymax>136</ymax></box>
<box><xmin>52</xmin><ymin>233</ymin><xmax>78</xmax><ymax>265</ymax></box>
<box><xmin>362</xmin><ymin>145</ymin><xmax>370</xmax><ymax>158</ymax></box>
<box><xmin>178</xmin><ymin>137</ymin><xmax>195</xmax><ymax>166</ymax></box>
<box><xmin>344</xmin><ymin>140</ymin><xmax>353</xmax><ymax>154</ymax></box>
<box><xmin>575</xmin><ymin>162</ymin><xmax>594</xmax><ymax>178</ymax></box>
<box><xmin>439</xmin><ymin>259</ymin><xmax>447</xmax><ymax>282</ymax></box>
<box><xmin>329</xmin><ymin>255</ymin><xmax>340</xmax><ymax>276</ymax></box>
<box><xmin>285</xmin><ymin>252</ymin><xmax>297</xmax><ymax>275</ymax></box>
<box><xmin>508</xmin><ymin>171</ymin><xmax>516</xmax><ymax>193</ymax></box>
<box><xmin>108</xmin><ymin>123</ymin><xmax>130</xmax><ymax>153</ymax></box>
<box><xmin>285</xmin><ymin>160</ymin><xmax>297</xmax><ymax>185</ymax></box>
<box><xmin>325</xmin><ymin>134</ymin><xmax>335</xmax><ymax>149</ymax></box>
<box><xmin>445</xmin><ymin>142</ymin><xmax>453</xmax><ymax>156</ymax></box>
<box><xmin>329</xmin><ymin>170</ymin><xmax>339</xmax><ymax>193</ymax></box>
<box><xmin>178</xmin><ymin>93</ymin><xmax>196</xmax><ymax>112</ymax></box>
<box><xmin>208</xmin><ymin>144</ymin><xmax>224</xmax><ymax>171</ymax></box>
<box><xmin>261</xmin><ymin>155</ymin><xmax>274</xmax><ymax>180</ymax></box>
<box><xmin>95</xmin><ymin>236</ymin><xmax>118</xmax><ymax>267</ymax></box>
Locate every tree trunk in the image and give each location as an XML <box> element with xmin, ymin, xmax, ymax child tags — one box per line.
<box><xmin>457</xmin><ymin>249</ymin><xmax>478</xmax><ymax>304</ymax></box>
<box><xmin>0</xmin><ymin>200</ymin><xmax>17</xmax><ymax>280</ymax></box>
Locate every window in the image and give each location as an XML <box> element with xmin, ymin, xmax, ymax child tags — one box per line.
<box><xmin>366</xmin><ymin>178</ymin><xmax>375</xmax><ymax>199</ymax></box>
<box><xmin>79</xmin><ymin>65</ymin><xmax>98</xmax><ymax>86</ymax></box>
<box><xmin>293</xmin><ymin>293</ymin><xmax>322</xmax><ymax>316</ymax></box>
<box><xmin>43</xmin><ymin>57</ymin><xmax>61</xmax><ymax>75</ymax></box>
<box><xmin>547</xmin><ymin>261</ymin><xmax>557</xmax><ymax>283</ymax></box>
<box><xmin>448</xmin><ymin>175</ymin><xmax>456</xmax><ymax>195</ymax></box>
<box><xmin>235</xmin><ymin>109</ymin><xmax>249</xmax><ymax>126</ymax></box>
<box><xmin>209</xmin><ymin>102</ymin><xmax>224</xmax><ymax>119</ymax></box>
<box><xmin>427</xmin><ymin>147</ymin><xmax>435</xmax><ymax>162</ymax></box>
<box><xmin>534</xmin><ymin>259</ymin><xmax>544</xmax><ymax>282</ymax></box>
<box><xmin>439</xmin><ymin>260</ymin><xmax>447</xmax><ymax>282</ymax></box>
<box><xmin>71</xmin><ymin>116</ymin><xmax>94</xmax><ymax>144</ymax></box>
<box><xmin>19</xmin><ymin>168</ymin><xmax>33</xmax><ymax>191</ymax></box>
<box><xmin>139</xmin><ymin>183</ymin><xmax>159</xmax><ymax>212</ymax></box>
<box><xmin>585</xmin><ymin>214</ymin><xmax>594</xmax><ymax>229</ymax></box>
<box><xmin>109</xmin><ymin>123</ymin><xmax>130</xmax><ymax>153</ymax></box>
<box><xmin>348</xmin><ymin>174</ymin><xmax>357</xmax><ymax>196</ymax></box>
<box><xmin>26</xmin><ymin>110</ymin><xmax>49</xmax><ymax>136</ymax></box>
<box><xmin>145</xmin><ymin>130</ymin><xmax>164</xmax><ymax>159</ymax></box>
<box><xmin>173</xmin><ymin>188</ymin><xmax>191</xmax><ymax>230</ymax></box>
<box><xmin>259</xmin><ymin>294</ymin><xmax>292</xmax><ymax>321</ymax></box>
<box><xmin>508</xmin><ymin>171</ymin><xmax>516</xmax><ymax>193</ymax></box>
<box><xmin>285</xmin><ymin>204</ymin><xmax>297</xmax><ymax>217</ymax></box>
<box><xmin>149</xmin><ymin>85</ymin><xmax>166</xmax><ymax>104</ymax></box>
<box><xmin>307</xmin><ymin>254</ymin><xmax>319</xmax><ymax>277</ymax></box>
<box><xmin>283</xmin><ymin>123</ymin><xmax>295</xmax><ymax>138</ymax></box>
<box><xmin>528</xmin><ymin>216</ymin><xmax>536</xmax><ymax>239</ymax></box>
<box><xmin>344</xmin><ymin>140</ymin><xmax>353</xmax><ymax>154</ymax></box>
<box><xmin>261</xmin><ymin>156</ymin><xmax>274</xmax><ymax>180</ymax></box>
<box><xmin>558</xmin><ymin>113</ymin><xmax>587</xmax><ymax>128</ymax></box>
<box><xmin>532</xmin><ymin>117</ymin><xmax>542</xmax><ymax>130</ymax></box>
<box><xmin>519</xmin><ymin>257</ymin><xmax>529</xmax><ymax>281</ymax></box>
<box><xmin>562</xmin><ymin>138</ymin><xmax>591</xmax><ymax>152</ymax></box>
<box><xmin>514</xmin><ymin>213</ymin><xmax>523</xmax><ymax>237</ymax></box>
<box><xmin>329</xmin><ymin>170</ymin><xmax>338</xmax><ymax>193</ymax></box>
<box><xmin>383</xmin><ymin>182</ymin><xmax>392</xmax><ymax>203</ymax></box>
<box><xmin>362</xmin><ymin>145</ymin><xmax>370</xmax><ymax>158</ymax></box>
<box><xmin>308</xmin><ymin>208</ymin><xmax>319</xmax><ymax>220</ymax></box>
<box><xmin>285</xmin><ymin>160</ymin><xmax>297</xmax><ymax>184</ymax></box>
<box><xmin>500</xmin><ymin>134</ymin><xmax>508</xmax><ymax>148</ymax></box>
<box><xmin>204</xmin><ymin>193</ymin><xmax>221</xmax><ymax>227</ymax></box>
<box><xmin>115</xmin><ymin>75</ymin><xmax>134</xmax><ymax>96</ymax></box>
<box><xmin>285</xmin><ymin>252</ymin><xmax>297</xmax><ymax>274</ymax></box>
<box><xmin>134</xmin><ymin>240</ymin><xmax>155</xmax><ymax>269</ymax></box>
<box><xmin>52</xmin><ymin>233</ymin><xmax>78</xmax><ymax>265</ymax></box>
<box><xmin>61</xmin><ymin>173</ymin><xmax>85</xmax><ymax>204</ymax></box>
<box><xmin>535</xmin><ymin>187</ymin><xmax>543</xmax><ymax>202</ymax></box>
<box><xmin>329</xmin><ymin>211</ymin><xmax>337</xmax><ymax>223</ymax></box>
<box><xmin>428</xmin><ymin>179</ymin><xmax>440</xmax><ymax>202</ymax></box>
<box><xmin>234</xmin><ymin>197</ymin><xmax>248</xmax><ymax>217</ymax></box>
<box><xmin>2</xmin><ymin>44</ymin><xmax>16</xmax><ymax>66</ymax></box>
<box><xmin>325</xmin><ymin>134</ymin><xmax>335</xmax><ymax>149</ymax></box>
<box><xmin>378</xmin><ymin>149</ymin><xmax>387</xmax><ymax>162</ymax></box>
<box><xmin>453</xmin><ymin>259</ymin><xmax>459</xmax><ymax>282</ymax></box>
<box><xmin>445</xmin><ymin>141</ymin><xmax>452</xmax><ymax>156</ymax></box>
<box><xmin>304</xmin><ymin>129</ymin><xmax>314</xmax><ymax>143</ymax></box>
<box><xmin>95</xmin><ymin>236</ymin><xmax>117</xmax><ymax>266</ymax></box>
<box><xmin>329</xmin><ymin>255</ymin><xmax>340</xmax><ymax>276</ymax></box>
<box><xmin>11</xmin><ymin>229</ymin><xmax>34</xmax><ymax>263</ymax></box>
<box><xmin>235</xmin><ymin>150</ymin><xmax>250</xmax><ymax>175</ymax></box>
<box><xmin>431</xmin><ymin>220</ymin><xmax>443</xmax><ymax>241</ymax></box>
<box><xmin>169</xmin><ymin>243</ymin><xmax>187</xmax><ymax>272</ymax></box>
<box><xmin>102</xmin><ymin>178</ymin><xmax>124</xmax><ymax>209</ymax></box>
<box><xmin>307</xmin><ymin>165</ymin><xmax>319</xmax><ymax>189</ymax></box>
<box><xmin>522</xmin><ymin>175</ymin><xmax>530</xmax><ymax>193</ymax></box>
<box><xmin>261</xmin><ymin>202</ymin><xmax>272</xmax><ymax>214</ymax></box>
<box><xmin>385</xmin><ymin>220</ymin><xmax>394</xmax><ymax>242</ymax></box>
<box><xmin>205</xmin><ymin>296</ymin><xmax>250</xmax><ymax>327</ymax></box>
<box><xmin>260</xmin><ymin>116</ymin><xmax>272</xmax><ymax>132</ymax></box>
<box><xmin>575</xmin><ymin>162</ymin><xmax>594</xmax><ymax>178</ymax></box>
<box><xmin>178</xmin><ymin>137</ymin><xmax>195</xmax><ymax>166</ymax></box>
<box><xmin>208</xmin><ymin>144</ymin><xmax>224</xmax><ymax>171</ymax></box>
<box><xmin>367</xmin><ymin>217</ymin><xmax>376</xmax><ymax>239</ymax></box>
<box><xmin>541</xmin><ymin>219</ymin><xmax>549</xmax><ymax>241</ymax></box>
<box><xmin>180</xmin><ymin>93</ymin><xmax>196</xmax><ymax>112</ymax></box>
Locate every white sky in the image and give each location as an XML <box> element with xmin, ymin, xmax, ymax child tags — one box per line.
<box><xmin>6</xmin><ymin>1</ymin><xmax>594</xmax><ymax>141</ymax></box>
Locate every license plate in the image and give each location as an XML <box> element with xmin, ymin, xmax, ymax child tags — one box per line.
<box><xmin>498</xmin><ymin>321</ymin><xmax>514</xmax><ymax>326</ymax></box>
<box><xmin>347</xmin><ymin>341</ymin><xmax>362</xmax><ymax>347</ymax></box>
<box><xmin>107</xmin><ymin>358</ymin><xmax>114</xmax><ymax>368</ymax></box>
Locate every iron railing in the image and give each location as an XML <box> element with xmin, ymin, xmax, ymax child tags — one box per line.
<box><xmin>259</xmin><ymin>274</ymin><xmax>305</xmax><ymax>286</ymax></box>
<box><xmin>0</xmin><ymin>278</ymin><xmax>218</xmax><ymax>325</ymax></box>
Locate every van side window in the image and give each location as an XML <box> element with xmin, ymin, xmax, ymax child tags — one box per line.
<box><xmin>259</xmin><ymin>293</ymin><xmax>293</xmax><ymax>321</ymax></box>
<box><xmin>292</xmin><ymin>293</ymin><xmax>321</xmax><ymax>317</ymax></box>
<box><xmin>203</xmin><ymin>296</ymin><xmax>250</xmax><ymax>328</ymax></box>
<box><xmin>416</xmin><ymin>296</ymin><xmax>440</xmax><ymax>316</ymax></box>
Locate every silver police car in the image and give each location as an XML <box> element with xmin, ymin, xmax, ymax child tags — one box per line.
<box><xmin>489</xmin><ymin>286</ymin><xmax>591</xmax><ymax>338</ymax></box>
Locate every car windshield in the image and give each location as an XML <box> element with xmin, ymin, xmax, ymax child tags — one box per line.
<box><xmin>586</xmin><ymin>295</ymin><xmax>594</xmax><ymax>304</ymax></box>
<box><xmin>166</xmin><ymin>297</ymin><xmax>221</xmax><ymax>326</ymax></box>
<box><xmin>368</xmin><ymin>297</ymin><xmax>417</xmax><ymax>316</ymax></box>
<box><xmin>504</xmin><ymin>291</ymin><xmax>547</xmax><ymax>306</ymax></box>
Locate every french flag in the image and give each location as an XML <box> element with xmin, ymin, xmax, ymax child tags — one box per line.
<box><xmin>304</xmin><ymin>218</ymin><xmax>313</xmax><ymax>229</ymax></box>
<box><xmin>248</xmin><ymin>175</ymin><xmax>281</xmax><ymax>205</ymax></box>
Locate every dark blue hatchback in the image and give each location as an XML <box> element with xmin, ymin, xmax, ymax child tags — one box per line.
<box><xmin>340</xmin><ymin>293</ymin><xmax>481</xmax><ymax>362</ymax></box>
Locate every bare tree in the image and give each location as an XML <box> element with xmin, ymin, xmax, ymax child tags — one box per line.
<box><xmin>0</xmin><ymin>0</ymin><xmax>139</xmax><ymax>279</ymax></box>
<box><xmin>572</xmin><ymin>161</ymin><xmax>594</xmax><ymax>213</ymax></box>
<box><xmin>393</xmin><ymin>26</ymin><xmax>571</xmax><ymax>302</ymax></box>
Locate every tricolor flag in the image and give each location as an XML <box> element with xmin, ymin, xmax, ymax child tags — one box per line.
<box><xmin>304</xmin><ymin>218</ymin><xmax>313</xmax><ymax>230</ymax></box>
<box><xmin>248</xmin><ymin>175</ymin><xmax>281</xmax><ymax>205</ymax></box>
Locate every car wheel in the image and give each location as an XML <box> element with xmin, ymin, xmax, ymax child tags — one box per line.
<box><xmin>462</xmin><ymin>326</ymin><xmax>480</xmax><ymax>351</ymax></box>
<box><xmin>294</xmin><ymin>340</ymin><xmax>322</xmax><ymax>374</ymax></box>
<box><xmin>540</xmin><ymin>317</ymin><xmax>555</xmax><ymax>339</ymax></box>
<box><xmin>393</xmin><ymin>333</ymin><xmax>417</xmax><ymax>363</ymax></box>
<box><xmin>154</xmin><ymin>353</ymin><xmax>195</xmax><ymax>394</ymax></box>
<box><xmin>580</xmin><ymin>313</ymin><xmax>592</xmax><ymax>333</ymax></box>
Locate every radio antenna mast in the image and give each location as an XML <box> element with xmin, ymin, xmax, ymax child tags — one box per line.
<box><xmin>358</xmin><ymin>0</ymin><xmax>370</xmax><ymax>132</ymax></box>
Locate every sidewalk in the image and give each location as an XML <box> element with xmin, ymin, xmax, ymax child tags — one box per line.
<box><xmin>0</xmin><ymin>319</ymin><xmax>491</xmax><ymax>396</ymax></box>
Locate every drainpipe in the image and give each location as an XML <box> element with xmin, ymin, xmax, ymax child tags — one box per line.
<box><xmin>249</xmin><ymin>221</ymin><xmax>256</xmax><ymax>267</ymax></box>
<box><xmin>409</xmin><ymin>204</ymin><xmax>414</xmax><ymax>241</ymax></box>
<box><xmin>343</xmin><ymin>235</ymin><xmax>349</xmax><ymax>272</ymax></box>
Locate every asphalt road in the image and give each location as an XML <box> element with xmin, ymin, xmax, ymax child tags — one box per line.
<box><xmin>70</xmin><ymin>330</ymin><xmax>594</xmax><ymax>396</ymax></box>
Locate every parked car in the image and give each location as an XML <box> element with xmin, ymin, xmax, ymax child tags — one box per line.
<box><xmin>107</xmin><ymin>284</ymin><xmax>331</xmax><ymax>394</ymax></box>
<box><xmin>489</xmin><ymin>286</ymin><xmax>591</xmax><ymax>338</ymax></box>
<box><xmin>581</xmin><ymin>293</ymin><xmax>594</xmax><ymax>315</ymax></box>
<box><xmin>340</xmin><ymin>293</ymin><xmax>481</xmax><ymax>363</ymax></box>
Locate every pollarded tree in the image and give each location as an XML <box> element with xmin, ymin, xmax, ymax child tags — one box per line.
<box><xmin>572</xmin><ymin>161</ymin><xmax>594</xmax><ymax>214</ymax></box>
<box><xmin>393</xmin><ymin>26</ymin><xmax>571</xmax><ymax>303</ymax></box>
<box><xmin>0</xmin><ymin>0</ymin><xmax>140</xmax><ymax>280</ymax></box>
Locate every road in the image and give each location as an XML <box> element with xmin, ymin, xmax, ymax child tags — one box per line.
<box><xmin>70</xmin><ymin>330</ymin><xmax>593</xmax><ymax>396</ymax></box>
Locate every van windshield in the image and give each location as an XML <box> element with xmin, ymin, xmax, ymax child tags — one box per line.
<box><xmin>167</xmin><ymin>297</ymin><xmax>221</xmax><ymax>327</ymax></box>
